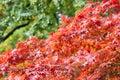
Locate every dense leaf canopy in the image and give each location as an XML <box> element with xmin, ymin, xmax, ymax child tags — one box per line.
<box><xmin>0</xmin><ymin>0</ymin><xmax>87</xmax><ymax>53</ymax></box>
<box><xmin>0</xmin><ymin>0</ymin><xmax>120</xmax><ymax>79</ymax></box>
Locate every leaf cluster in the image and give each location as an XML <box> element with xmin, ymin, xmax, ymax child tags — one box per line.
<box><xmin>0</xmin><ymin>0</ymin><xmax>88</xmax><ymax>53</ymax></box>
<box><xmin>0</xmin><ymin>0</ymin><xmax>120</xmax><ymax>79</ymax></box>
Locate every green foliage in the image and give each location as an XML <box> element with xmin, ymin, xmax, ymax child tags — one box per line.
<box><xmin>0</xmin><ymin>0</ymin><xmax>101</xmax><ymax>53</ymax></box>
<box><xmin>0</xmin><ymin>0</ymin><xmax>119</xmax><ymax>79</ymax></box>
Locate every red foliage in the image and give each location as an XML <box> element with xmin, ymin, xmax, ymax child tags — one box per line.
<box><xmin>0</xmin><ymin>0</ymin><xmax>120</xmax><ymax>80</ymax></box>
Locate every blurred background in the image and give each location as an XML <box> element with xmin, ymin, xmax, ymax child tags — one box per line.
<box><xmin>0</xmin><ymin>0</ymin><xmax>101</xmax><ymax>53</ymax></box>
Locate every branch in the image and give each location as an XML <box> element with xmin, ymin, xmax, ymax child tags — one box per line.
<box><xmin>3</xmin><ymin>21</ymin><xmax>30</xmax><ymax>41</ymax></box>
